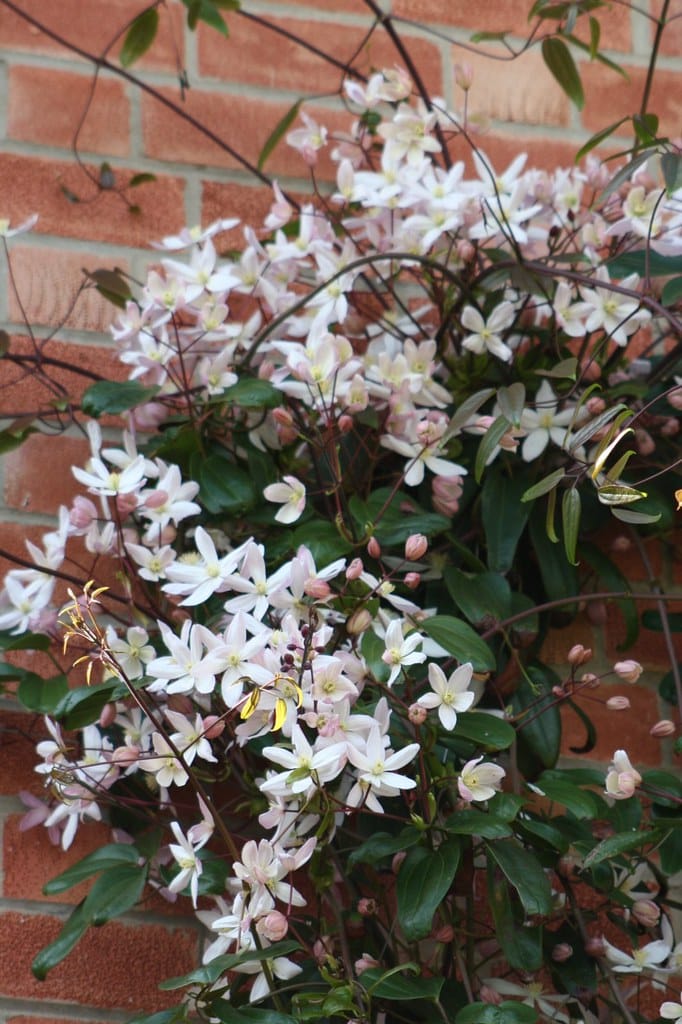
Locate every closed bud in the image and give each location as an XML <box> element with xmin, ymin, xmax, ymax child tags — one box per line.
<box><xmin>355</xmin><ymin>954</ymin><xmax>380</xmax><ymax>975</ymax></box>
<box><xmin>568</xmin><ymin>644</ymin><xmax>592</xmax><ymax>666</ymax></box>
<box><xmin>408</xmin><ymin>702</ymin><xmax>428</xmax><ymax>725</ymax></box>
<box><xmin>346</xmin><ymin>557</ymin><xmax>363</xmax><ymax>580</ymax></box>
<box><xmin>338</xmin><ymin>414</ymin><xmax>353</xmax><ymax>434</ymax></box>
<box><xmin>580</xmin><ymin>672</ymin><xmax>600</xmax><ymax>689</ymax></box>
<box><xmin>116</xmin><ymin>492</ymin><xmax>139</xmax><ymax>516</ymax></box>
<box><xmin>668</xmin><ymin>385</ymin><xmax>682</xmax><ymax>410</ymax></box>
<box><xmin>98</xmin><ymin>701</ymin><xmax>117</xmax><ymax>728</ymax></box>
<box><xmin>392</xmin><ymin>851</ymin><xmax>406</xmax><ymax>874</ymax></box>
<box><xmin>357</xmin><ymin>898</ymin><xmax>377</xmax><ymax>917</ymax></box>
<box><xmin>552</xmin><ymin>943</ymin><xmax>574</xmax><ymax>963</ymax></box>
<box><xmin>347</xmin><ymin>608</ymin><xmax>372</xmax><ymax>635</ymax></box>
<box><xmin>112</xmin><ymin>744</ymin><xmax>140</xmax><ymax>767</ymax></box>
<box><xmin>257</xmin><ymin>910</ymin><xmax>289</xmax><ymax>942</ymax></box>
<box><xmin>613</xmin><ymin>659</ymin><xmax>643</xmax><ymax>683</ymax></box>
<box><xmin>367</xmin><ymin>536</ymin><xmax>381</xmax><ymax>559</ymax></box>
<box><xmin>454</xmin><ymin>62</ymin><xmax>474</xmax><ymax>90</ymax></box>
<box><xmin>405</xmin><ymin>533</ymin><xmax>428</xmax><ymax>561</ymax></box>
<box><xmin>202</xmin><ymin>715</ymin><xmax>225</xmax><ymax>739</ymax></box>
<box><xmin>661</xmin><ymin>416</ymin><xmax>680</xmax><ymax>437</ymax></box>
<box><xmin>606</xmin><ymin>696</ymin><xmax>631</xmax><ymax>711</ymax></box>
<box><xmin>631</xmin><ymin>899</ymin><xmax>660</xmax><ymax>928</ymax></box>
<box><xmin>456</xmin><ymin>239</ymin><xmax>475</xmax><ymax>263</ymax></box>
<box><xmin>586</xmin><ymin>396</ymin><xmax>606</xmax><ymax>415</ymax></box>
<box><xmin>404</xmin><ymin>571</ymin><xmax>421</xmax><ymax>589</ymax></box>
<box><xmin>650</xmin><ymin>719</ymin><xmax>676</xmax><ymax>738</ymax></box>
<box><xmin>304</xmin><ymin>578</ymin><xmax>331</xmax><ymax>599</ymax></box>
<box><xmin>585</xmin><ymin>936</ymin><xmax>606</xmax><ymax>958</ymax></box>
<box><xmin>433</xmin><ymin>924</ymin><xmax>455</xmax><ymax>943</ymax></box>
<box><xmin>610</xmin><ymin>535</ymin><xmax>631</xmax><ymax>553</ymax></box>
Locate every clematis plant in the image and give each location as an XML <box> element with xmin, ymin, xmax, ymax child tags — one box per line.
<box><xmin>0</xmin><ymin>4</ymin><xmax>681</xmax><ymax>1024</ymax></box>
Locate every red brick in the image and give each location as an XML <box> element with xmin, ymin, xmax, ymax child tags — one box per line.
<box><xmin>604</xmin><ymin>598</ymin><xmax>678</xmax><ymax>666</ymax></box>
<box><xmin>0</xmin><ymin>709</ymin><xmax>46</xmax><ymax>796</ymax></box>
<box><xmin>392</xmin><ymin>0</ymin><xmax>530</xmax><ymax>35</ymax></box>
<box><xmin>0</xmin><ymin>0</ymin><xmax>184</xmax><ymax>70</ymax></box>
<box><xmin>560</xmin><ymin>681</ymin><xmax>664</xmax><ymax>765</ymax></box>
<box><xmin>3</xmin><ymin>814</ymin><xmax>112</xmax><ymax>903</ymax></box>
<box><xmin>580</xmin><ymin>63</ymin><xmax>681</xmax><ymax>137</ymax></box>
<box><xmin>0</xmin><ymin>335</ymin><xmax>122</xmax><ymax>418</ymax></box>
<box><xmin>460</xmin><ymin>48</ymin><xmax>570</xmax><ymax>127</ymax></box>
<box><xmin>650</xmin><ymin>0</ymin><xmax>682</xmax><ymax>58</ymax></box>
<box><xmin>571</xmin><ymin>4</ymin><xmax>632</xmax><ymax>53</ymax></box>
<box><xmin>0</xmin><ymin>154</ymin><xmax>187</xmax><ymax>249</ymax></box>
<box><xmin>264</xmin><ymin>0</ymin><xmax>368</xmax><ymax>11</ymax></box>
<box><xmin>4</xmin><ymin>435</ymin><xmax>89</xmax><ymax>514</ymax></box>
<box><xmin>8</xmin><ymin>66</ymin><xmax>130</xmax><ymax>157</ymax></box>
<box><xmin>0</xmin><ymin>911</ymin><xmax>197</xmax><ymax>1011</ymax></box>
<box><xmin>142</xmin><ymin>89</ymin><xmax>350</xmax><ymax>180</ymax></box>
<box><xmin>198</xmin><ymin>17</ymin><xmax>442</xmax><ymax>98</ymax></box>
<box><xmin>201</xmin><ymin>180</ymin><xmax>274</xmax><ymax>242</ymax></box>
<box><xmin>460</xmin><ymin>132</ymin><xmax>581</xmax><ymax>175</ymax></box>
<box><xmin>540</xmin><ymin>613</ymin><xmax>596</xmax><ymax>667</ymax></box>
<box><xmin>7</xmin><ymin>249</ymin><xmax>129</xmax><ymax>333</ymax></box>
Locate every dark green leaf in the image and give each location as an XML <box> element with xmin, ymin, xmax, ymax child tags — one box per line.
<box><xmin>44</xmin><ymin>844</ymin><xmax>141</xmax><ymax>895</ymax></box>
<box><xmin>361</xmin><ymin>628</ymin><xmax>391</xmax><ymax>684</ymax></box>
<box><xmin>469</xmin><ymin>30</ymin><xmax>510</xmax><ymax>42</ymax></box>
<box><xmin>361</xmin><ymin>966</ymin><xmax>444</xmax><ymax>1001</ymax></box>
<box><xmin>444</xmin><ymin>809</ymin><xmax>512</xmax><ymax>839</ymax></box>
<box><xmin>607</xmin><ymin>249</ymin><xmax>682</xmax><ymax>278</ymax></box>
<box><xmin>0</xmin><ymin>424</ymin><xmax>36</xmax><ymax>454</ymax></box>
<box><xmin>633</xmin><ymin>112</ymin><xmax>659</xmax><ymax>145</ymax></box>
<box><xmin>456</xmin><ymin>1002</ymin><xmax>538</xmax><ymax>1024</ymax></box>
<box><xmin>444</xmin><ymin>568</ymin><xmax>511</xmax><ymax>626</ymax></box>
<box><xmin>182</xmin><ymin>0</ymin><xmax>229</xmax><ymax>34</ymax></box>
<box><xmin>488</xmin><ymin>867</ymin><xmax>542</xmax><ymax>971</ymax></box>
<box><xmin>581</xmin><ymin>542</ymin><xmax>638</xmax><ymax>650</ymax></box>
<box><xmin>599</xmin><ymin>150</ymin><xmax>657</xmax><ymax>202</ymax></box>
<box><xmin>258</xmin><ymin>100</ymin><xmax>301</xmax><ymax>171</ymax></box>
<box><xmin>542</xmin><ymin>37</ymin><xmax>585</xmax><ymax>109</ymax></box>
<box><xmin>642</xmin><ymin>610</ymin><xmax>682</xmax><ymax>632</ymax></box>
<box><xmin>662</xmin><ymin>276</ymin><xmax>682</xmax><ymax>306</ymax></box>
<box><xmin>222</xmin><ymin>377</ymin><xmax>280</xmax><ymax>408</ymax></box>
<box><xmin>159</xmin><ymin>941</ymin><xmax>300</xmax><ymax>989</ymax></box>
<box><xmin>482</xmin><ymin>466</ymin><xmax>530</xmax><ymax>573</ymax></box>
<box><xmin>82</xmin><ymin>863</ymin><xmax>147</xmax><ymax>925</ymax></box>
<box><xmin>512</xmin><ymin>665</ymin><xmax>562</xmax><ymax>770</ymax></box>
<box><xmin>0</xmin><ymin>629</ymin><xmax>52</xmax><ymax>651</ymax></box>
<box><xmin>120</xmin><ymin>9</ymin><xmax>159</xmax><ymax>67</ymax></box>
<box><xmin>475</xmin><ymin>415</ymin><xmax>510</xmax><ymax>483</ymax></box>
<box><xmin>421</xmin><ymin>616</ymin><xmax>496</xmax><ymax>672</ymax></box>
<box><xmin>486</xmin><ymin>839</ymin><xmax>553</xmax><ymax>915</ymax></box>
<box><xmin>658</xmin><ymin>666</ymin><xmax>681</xmax><ymax>706</ymax></box>
<box><xmin>564</xmin><ymin>696</ymin><xmax>597</xmax><ymax>754</ymax></box>
<box><xmin>452</xmin><ymin>711</ymin><xmax>516</xmax><ymax>751</ymax></box>
<box><xmin>53</xmin><ymin>680</ymin><xmax>127</xmax><ymax>729</ymax></box>
<box><xmin>529</xmin><ymin>507</ymin><xmax>579</xmax><ymax>613</ymax></box>
<box><xmin>196</xmin><ymin>455</ymin><xmax>256</xmax><ymax>515</ymax></box>
<box><xmin>533</xmin><ymin>773</ymin><xmax>600</xmax><ymax>818</ymax></box>
<box><xmin>589</xmin><ymin>15</ymin><xmax>600</xmax><ymax>57</ymax></box>
<box><xmin>209</xmin><ymin>1006</ymin><xmax>296</xmax><ymax>1024</ymax></box>
<box><xmin>522</xmin><ymin>468</ymin><xmax>565</xmax><ymax>503</ymax></box>
<box><xmin>290</xmin><ymin>520</ymin><xmax>351</xmax><ymax>563</ymax></box>
<box><xmin>32</xmin><ymin>901</ymin><xmax>89</xmax><ymax>979</ymax></box>
<box><xmin>662</xmin><ymin>152</ymin><xmax>682</xmax><ymax>194</ymax></box>
<box><xmin>17</xmin><ymin>673</ymin><xmax>69</xmax><ymax>714</ymax></box>
<box><xmin>562</xmin><ymin>488</ymin><xmax>581</xmax><ymax>565</ymax></box>
<box><xmin>584</xmin><ymin>830</ymin><xmax>659</xmax><ymax>867</ymax></box>
<box><xmin>574</xmin><ymin>117</ymin><xmax>629</xmax><ymax>161</ymax></box>
<box><xmin>81</xmin><ymin>380</ymin><xmax>159</xmax><ymax>416</ymax></box>
<box><xmin>397</xmin><ymin>839</ymin><xmax>460</xmax><ymax>941</ymax></box>
<box><xmin>129</xmin><ymin>172</ymin><xmax>158</xmax><ymax>187</ymax></box>
<box><xmin>348</xmin><ymin>829</ymin><xmax>422</xmax><ymax>867</ymax></box>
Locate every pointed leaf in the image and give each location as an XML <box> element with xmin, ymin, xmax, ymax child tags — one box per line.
<box><xmin>259</xmin><ymin>100</ymin><xmax>301</xmax><ymax>171</ymax></box>
<box><xmin>421</xmin><ymin>615</ymin><xmax>496</xmax><ymax>672</ymax></box>
<box><xmin>562</xmin><ymin>487</ymin><xmax>581</xmax><ymax>565</ymax></box>
<box><xmin>32</xmin><ymin>901</ymin><xmax>89</xmax><ymax>979</ymax></box>
<box><xmin>662</xmin><ymin>153</ymin><xmax>682</xmax><ymax>194</ymax></box>
<box><xmin>482</xmin><ymin>465</ymin><xmax>530</xmax><ymax>572</ymax></box>
<box><xmin>82</xmin><ymin>863</ymin><xmax>147</xmax><ymax>925</ymax></box>
<box><xmin>81</xmin><ymin>380</ymin><xmax>159</xmax><ymax>416</ymax></box>
<box><xmin>120</xmin><ymin>9</ymin><xmax>159</xmax><ymax>67</ymax></box>
<box><xmin>522</xmin><ymin>468</ymin><xmax>565</xmax><ymax>503</ymax></box>
<box><xmin>397</xmin><ymin>839</ymin><xmax>460</xmax><ymax>941</ymax></box>
<box><xmin>475</xmin><ymin>414</ymin><xmax>510</xmax><ymax>483</ymax></box>
<box><xmin>43</xmin><ymin>844</ymin><xmax>141</xmax><ymax>895</ymax></box>
<box><xmin>486</xmin><ymin>838</ymin><xmax>553</xmax><ymax>915</ymax></box>
<box><xmin>361</xmin><ymin>965</ymin><xmax>444</xmax><ymax>1001</ymax></box>
<box><xmin>575</xmin><ymin>117</ymin><xmax>629</xmax><ymax>161</ymax></box>
<box><xmin>542</xmin><ymin>37</ymin><xmax>585</xmax><ymax>109</ymax></box>
<box><xmin>583</xmin><ymin>829</ymin><xmax>658</xmax><ymax>868</ymax></box>
<box><xmin>487</xmin><ymin>868</ymin><xmax>542</xmax><ymax>971</ymax></box>
<box><xmin>452</xmin><ymin>711</ymin><xmax>516</xmax><ymax>750</ymax></box>
<box><xmin>17</xmin><ymin>673</ymin><xmax>69</xmax><ymax>714</ymax></box>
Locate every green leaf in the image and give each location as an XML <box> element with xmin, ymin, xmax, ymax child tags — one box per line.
<box><xmin>196</xmin><ymin>455</ymin><xmax>256</xmax><ymax>515</ymax></box>
<box><xmin>0</xmin><ymin>629</ymin><xmax>52</xmax><ymax>651</ymax></box>
<box><xmin>182</xmin><ymin>0</ymin><xmax>230</xmax><ymax>34</ymax></box>
<box><xmin>475</xmin><ymin>415</ymin><xmax>510</xmax><ymax>483</ymax></box>
<box><xmin>611</xmin><ymin>506</ymin><xmax>661</xmax><ymax>524</ymax></box>
<box><xmin>32</xmin><ymin>901</ymin><xmax>89</xmax><ymax>979</ymax></box>
<box><xmin>469</xmin><ymin>30</ymin><xmax>510</xmax><ymax>42</ymax></box>
<box><xmin>633</xmin><ymin>112</ymin><xmax>659</xmax><ymax>145</ymax></box>
<box><xmin>222</xmin><ymin>377</ymin><xmax>280</xmax><ymax>408</ymax></box>
<box><xmin>658</xmin><ymin>665</ymin><xmax>681</xmax><ymax>706</ymax></box>
<box><xmin>159</xmin><ymin>942</ymin><xmax>301</xmax><ymax>990</ymax></box>
<box><xmin>43</xmin><ymin>844</ymin><xmax>141</xmax><ymax>895</ymax></box>
<box><xmin>536</xmin><ymin>357</ymin><xmax>578</xmax><ymax>380</ymax></box>
<box><xmin>662</xmin><ymin>275</ymin><xmax>682</xmax><ymax>306</ymax></box>
<box><xmin>521</xmin><ymin>468</ymin><xmax>565</xmax><ymax>503</ymax></box>
<box><xmin>258</xmin><ymin>100</ymin><xmax>301</xmax><ymax>171</ymax></box>
<box><xmin>488</xmin><ymin>868</ymin><xmax>542</xmax><ymax>971</ymax></box>
<box><xmin>583</xmin><ymin>829</ymin><xmax>658</xmax><ymax>867</ymax></box>
<box><xmin>452</xmin><ymin>711</ymin><xmax>516</xmax><ymax>751</ymax></box>
<box><xmin>574</xmin><ymin>117</ymin><xmax>629</xmax><ymax>161</ymax></box>
<box><xmin>0</xmin><ymin>424</ymin><xmax>37</xmax><ymax>454</ymax></box>
<box><xmin>607</xmin><ymin>249</ymin><xmax>682</xmax><ymax>278</ymax></box>
<box><xmin>129</xmin><ymin>172</ymin><xmax>158</xmax><ymax>187</ymax></box>
<box><xmin>444</xmin><ymin>809</ymin><xmax>512</xmax><ymax>839</ymax></box>
<box><xmin>348</xmin><ymin>829</ymin><xmax>422</xmax><ymax>867</ymax></box>
<box><xmin>457</xmin><ymin>1002</ymin><xmax>538</xmax><ymax>1024</ymax></box>
<box><xmin>421</xmin><ymin>616</ymin><xmax>496</xmax><ymax>672</ymax></box>
<box><xmin>542</xmin><ymin>37</ymin><xmax>584</xmax><ymax>109</ymax></box>
<box><xmin>599</xmin><ymin>150</ymin><xmax>656</xmax><ymax>202</ymax></box>
<box><xmin>361</xmin><ymin>966</ymin><xmax>444</xmax><ymax>1001</ymax></box>
<box><xmin>564</xmin><ymin>696</ymin><xmax>597</xmax><ymax>754</ymax></box>
<box><xmin>562</xmin><ymin>487</ymin><xmax>581</xmax><ymax>565</ymax></box>
<box><xmin>529</xmin><ymin>507</ymin><xmax>579</xmax><ymax>613</ymax></box>
<box><xmin>120</xmin><ymin>9</ymin><xmax>159</xmax><ymax>67</ymax></box>
<box><xmin>641</xmin><ymin>610</ymin><xmax>682</xmax><ymax>632</ymax></box>
<box><xmin>533</xmin><ymin>773</ymin><xmax>600</xmax><ymax>818</ymax></box>
<box><xmin>290</xmin><ymin>520</ymin><xmax>351</xmax><ymax>563</ymax></box>
<box><xmin>52</xmin><ymin>680</ymin><xmax>127</xmax><ymax>730</ymax></box>
<box><xmin>486</xmin><ymin>839</ymin><xmax>553</xmax><ymax>915</ymax></box>
<box><xmin>84</xmin><ymin>268</ymin><xmax>133</xmax><ymax>309</ymax></box>
<box><xmin>82</xmin><ymin>863</ymin><xmax>147</xmax><ymax>925</ymax></box>
<box><xmin>512</xmin><ymin>665</ymin><xmax>562</xmax><ymax>771</ymax></box>
<box><xmin>81</xmin><ymin>380</ymin><xmax>159</xmax><ymax>416</ymax></box>
<box><xmin>444</xmin><ymin>568</ymin><xmax>511</xmax><ymax>626</ymax></box>
<box><xmin>589</xmin><ymin>14</ymin><xmax>600</xmax><ymax>57</ymax></box>
<box><xmin>17</xmin><ymin>673</ymin><xmax>69</xmax><ymax>714</ymax></box>
<box><xmin>481</xmin><ymin>466</ymin><xmax>530</xmax><ymax>573</ymax></box>
<box><xmin>397</xmin><ymin>839</ymin><xmax>461</xmax><ymax>941</ymax></box>
<box><xmin>662</xmin><ymin>152</ymin><xmax>682</xmax><ymax>194</ymax></box>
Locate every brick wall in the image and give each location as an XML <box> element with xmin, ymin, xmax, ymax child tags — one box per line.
<box><xmin>0</xmin><ymin>1</ymin><xmax>680</xmax><ymax>1021</ymax></box>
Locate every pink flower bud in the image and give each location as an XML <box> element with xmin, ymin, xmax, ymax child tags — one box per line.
<box><xmin>580</xmin><ymin>672</ymin><xmax>600</xmax><ymax>689</ymax></box>
<box><xmin>614</xmin><ymin>659</ymin><xmax>643</xmax><ymax>683</ymax></box>
<box><xmin>552</xmin><ymin>943</ymin><xmax>574</xmax><ymax>962</ymax></box>
<box><xmin>585</xmin><ymin>936</ymin><xmax>606</xmax><ymax>958</ymax></box>
<box><xmin>404</xmin><ymin>571</ymin><xmax>421</xmax><ymax>589</ymax></box>
<box><xmin>408</xmin><ymin>702</ymin><xmax>428</xmax><ymax>725</ymax></box>
<box><xmin>347</xmin><ymin>608</ymin><xmax>373</xmax><ymax>635</ymax></box>
<box><xmin>69</xmin><ymin>495</ymin><xmax>98</xmax><ymax>530</ymax></box>
<box><xmin>586</xmin><ymin>396</ymin><xmax>606</xmax><ymax>415</ymax></box>
<box><xmin>272</xmin><ymin>406</ymin><xmax>294</xmax><ymax>428</ymax></box>
<box><xmin>367</xmin><ymin>536</ymin><xmax>381</xmax><ymax>559</ymax></box>
<box><xmin>668</xmin><ymin>386</ymin><xmax>682</xmax><ymax>411</ymax></box>
<box><xmin>338</xmin><ymin>414</ymin><xmax>353</xmax><ymax>434</ymax></box>
<box><xmin>132</xmin><ymin>401</ymin><xmax>167</xmax><ymax>430</ymax></box>
<box><xmin>357</xmin><ymin>898</ymin><xmax>377</xmax><ymax>917</ymax></box>
<box><xmin>432</xmin><ymin>474</ymin><xmax>463</xmax><ymax>516</ymax></box>
<box><xmin>568</xmin><ymin>644</ymin><xmax>592</xmax><ymax>666</ymax></box>
<box><xmin>304</xmin><ymin>578</ymin><xmax>332</xmax><ymax>600</ymax></box>
<box><xmin>456</xmin><ymin>239</ymin><xmax>475</xmax><ymax>263</ymax></box>
<box><xmin>98</xmin><ymin>702</ymin><xmax>118</xmax><ymax>728</ymax></box>
<box><xmin>202</xmin><ymin>715</ymin><xmax>225</xmax><ymax>739</ymax></box>
<box><xmin>661</xmin><ymin>416</ymin><xmax>680</xmax><ymax>437</ymax></box>
<box><xmin>610</xmin><ymin>535</ymin><xmax>631</xmax><ymax>553</ymax></box>
<box><xmin>144</xmin><ymin>489</ymin><xmax>169</xmax><ymax>510</ymax></box>
<box><xmin>346</xmin><ymin>557</ymin><xmax>363</xmax><ymax>580</ymax></box>
<box><xmin>158</xmin><ymin>525</ymin><xmax>177</xmax><ymax>545</ymax></box>
<box><xmin>650</xmin><ymin>719</ymin><xmax>676</xmax><ymax>738</ymax></box>
<box><xmin>606</xmin><ymin>696</ymin><xmax>631</xmax><ymax>711</ymax></box>
<box><xmin>392</xmin><ymin>851</ymin><xmax>406</xmax><ymax>874</ymax></box>
<box><xmin>405</xmin><ymin>534</ymin><xmax>428</xmax><ymax>561</ymax></box>
<box><xmin>479</xmin><ymin>984</ymin><xmax>503</xmax><ymax>1006</ymax></box>
<box><xmin>257</xmin><ymin>911</ymin><xmax>289</xmax><ymax>942</ymax></box>
<box><xmin>116</xmin><ymin>492</ymin><xmax>139</xmax><ymax>516</ymax></box>
<box><xmin>112</xmin><ymin>744</ymin><xmax>140</xmax><ymax>767</ymax></box>
<box><xmin>635</xmin><ymin>428</ymin><xmax>655</xmax><ymax>456</ymax></box>
<box><xmin>355</xmin><ymin>954</ymin><xmax>380</xmax><ymax>975</ymax></box>
<box><xmin>433</xmin><ymin>924</ymin><xmax>455</xmax><ymax>943</ymax></box>
<box><xmin>454</xmin><ymin>62</ymin><xmax>474</xmax><ymax>90</ymax></box>
<box><xmin>631</xmin><ymin>899</ymin><xmax>660</xmax><ymax>928</ymax></box>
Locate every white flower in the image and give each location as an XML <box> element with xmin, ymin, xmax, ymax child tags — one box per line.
<box><xmin>661</xmin><ymin>1001</ymin><xmax>682</xmax><ymax>1021</ymax></box>
<box><xmin>461</xmin><ymin>301</ymin><xmax>516</xmax><ymax>362</ymax></box>
<box><xmin>418</xmin><ymin>662</ymin><xmax>475</xmax><ymax>730</ymax></box>
<box><xmin>605</xmin><ymin>749</ymin><xmax>642</xmax><ymax>800</ymax></box>
<box><xmin>580</xmin><ymin>266</ymin><xmax>648</xmax><ymax>347</ymax></box>
<box><xmin>603</xmin><ymin>937</ymin><xmax>671</xmax><ymax>973</ymax></box>
<box><xmin>381</xmin><ymin>619</ymin><xmax>426</xmax><ymax>685</ymax></box>
<box><xmin>168</xmin><ymin>821</ymin><xmax>204</xmax><ymax>907</ymax></box>
<box><xmin>263</xmin><ymin>476</ymin><xmax>306</xmax><ymax>524</ymax></box>
<box><xmin>347</xmin><ymin>725</ymin><xmax>420</xmax><ymax>797</ymax></box>
<box><xmin>0</xmin><ymin>213</ymin><xmax>38</xmax><ymax>237</ymax></box>
<box><xmin>519</xmin><ymin>380</ymin><xmax>577</xmax><ymax>461</ymax></box>
<box><xmin>458</xmin><ymin>756</ymin><xmax>505</xmax><ymax>803</ymax></box>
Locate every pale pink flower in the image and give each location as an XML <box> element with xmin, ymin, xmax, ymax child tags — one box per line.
<box><xmin>605</xmin><ymin>749</ymin><xmax>641</xmax><ymax>800</ymax></box>
<box><xmin>458</xmin><ymin>756</ymin><xmax>505</xmax><ymax>803</ymax></box>
<box><xmin>263</xmin><ymin>476</ymin><xmax>306</xmax><ymax>524</ymax></box>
